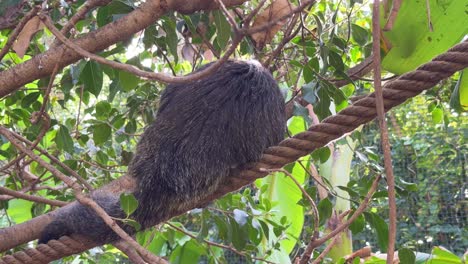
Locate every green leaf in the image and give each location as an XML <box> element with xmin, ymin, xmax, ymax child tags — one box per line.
<box><xmin>229</xmin><ymin>217</ymin><xmax>247</xmax><ymax>251</ymax></box>
<box><xmin>169</xmin><ymin>240</ymin><xmax>204</xmax><ymax>264</ymax></box>
<box><xmin>96</xmin><ymin>1</ymin><xmax>134</xmax><ymax>27</ymax></box>
<box><xmin>143</xmin><ymin>25</ymin><xmax>157</xmax><ymax>50</ymax></box>
<box><xmin>399</xmin><ymin>248</ymin><xmax>416</xmax><ymax>264</ymax></box>
<box><xmin>364</xmin><ymin>212</ymin><xmax>389</xmax><ymax>252</ymax></box>
<box><xmin>125</xmin><ymin>119</ymin><xmax>137</xmax><ymax>134</ymax></box>
<box><xmin>7</xmin><ymin>199</ymin><xmax>33</xmax><ymax>223</ymax></box>
<box><xmin>311</xmin><ymin>147</ymin><xmax>331</xmax><ymax>163</ymax></box>
<box><xmin>119</xmin><ymin>193</ymin><xmax>139</xmax><ymax>216</ymax></box>
<box><xmin>21</xmin><ymin>92</ymin><xmax>40</xmax><ymax>108</ymax></box>
<box><xmin>55</xmin><ymin>125</ymin><xmax>74</xmax><ymax>153</ymax></box>
<box><xmin>381</xmin><ymin>0</ymin><xmax>468</xmax><ymax>74</ymax></box>
<box><xmin>351</xmin><ymin>24</ymin><xmax>368</xmax><ymax>46</ymax></box>
<box><xmin>80</xmin><ymin>61</ymin><xmax>103</xmax><ymax>97</ymax></box>
<box><xmin>348</xmin><ymin>213</ymin><xmax>365</xmax><ymax>234</ymax></box>
<box><xmin>287</xmin><ymin>115</ymin><xmax>308</xmax><ymax>135</ymax></box>
<box><xmin>431</xmin><ymin>107</ymin><xmax>443</xmax><ymax>124</ymax></box>
<box><xmin>95</xmin><ymin>101</ymin><xmax>112</xmax><ymax>119</ymax></box>
<box><xmin>144</xmin><ymin>232</ymin><xmax>169</xmax><ymax>256</ymax></box>
<box><xmin>398</xmin><ymin>179</ymin><xmax>418</xmax><ymax>192</ymax></box>
<box><xmin>328</xmin><ymin>51</ymin><xmax>344</xmax><ymax>71</ymax></box>
<box><xmin>93</xmin><ymin>123</ymin><xmax>111</xmax><ymax>145</ymax></box>
<box><xmin>119</xmin><ymin>70</ymin><xmax>140</xmax><ymax>92</ymax></box>
<box><xmin>213</xmin><ymin>10</ymin><xmax>231</xmax><ymax>49</ymax></box>
<box><xmin>292</xmin><ymin>103</ymin><xmax>311</xmax><ymax>122</ymax></box>
<box><xmin>125</xmin><ymin>219</ymin><xmax>141</xmax><ymax>232</ymax></box>
<box><xmin>313</xmin><ymin>87</ymin><xmax>332</xmax><ymax>120</ymax></box>
<box><xmin>450</xmin><ymin>69</ymin><xmax>468</xmax><ymax>112</ymax></box>
<box><xmin>428</xmin><ymin>247</ymin><xmax>462</xmax><ymax>264</ymax></box>
<box><xmin>162</xmin><ymin>18</ymin><xmax>179</xmax><ymax>63</ymax></box>
<box><xmin>96</xmin><ymin>150</ymin><xmax>109</xmax><ymax>165</ymax></box>
<box><xmin>317</xmin><ymin>198</ymin><xmax>332</xmax><ymax>226</ymax></box>
<box><xmin>303</xmin><ymin>59</ymin><xmax>319</xmax><ymax>83</ymax></box>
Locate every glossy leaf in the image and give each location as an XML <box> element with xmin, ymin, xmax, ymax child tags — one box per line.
<box><xmin>399</xmin><ymin>248</ymin><xmax>416</xmax><ymax>264</ymax></box>
<box><xmin>55</xmin><ymin>125</ymin><xmax>74</xmax><ymax>153</ymax></box>
<box><xmin>93</xmin><ymin>123</ymin><xmax>112</xmax><ymax>145</ymax></box>
<box><xmin>80</xmin><ymin>61</ymin><xmax>103</xmax><ymax>97</ymax></box>
<box><xmin>120</xmin><ymin>193</ymin><xmax>139</xmax><ymax>216</ymax></box>
<box><xmin>213</xmin><ymin>10</ymin><xmax>231</xmax><ymax>49</ymax></box>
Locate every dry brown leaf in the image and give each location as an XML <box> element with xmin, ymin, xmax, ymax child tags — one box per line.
<box><xmin>251</xmin><ymin>0</ymin><xmax>295</xmax><ymax>50</ymax></box>
<box><xmin>12</xmin><ymin>16</ymin><xmax>44</xmax><ymax>58</ymax></box>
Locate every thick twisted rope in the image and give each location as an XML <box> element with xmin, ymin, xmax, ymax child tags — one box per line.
<box><xmin>1</xmin><ymin>40</ymin><xmax>467</xmax><ymax>264</ymax></box>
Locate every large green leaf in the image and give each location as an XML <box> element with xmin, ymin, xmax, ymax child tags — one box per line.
<box><xmin>162</xmin><ymin>18</ymin><xmax>179</xmax><ymax>63</ymax></box>
<box><xmin>381</xmin><ymin>0</ymin><xmax>468</xmax><ymax>74</ymax></box>
<box><xmin>364</xmin><ymin>212</ymin><xmax>389</xmax><ymax>252</ymax></box>
<box><xmin>7</xmin><ymin>199</ymin><xmax>33</xmax><ymax>223</ymax></box>
<box><xmin>427</xmin><ymin>247</ymin><xmax>463</xmax><ymax>264</ymax></box>
<box><xmin>213</xmin><ymin>10</ymin><xmax>231</xmax><ymax>49</ymax></box>
<box><xmin>256</xmin><ymin>116</ymin><xmax>308</xmax><ymax>258</ymax></box>
<box><xmin>256</xmin><ymin>162</ymin><xmax>306</xmax><ymax>258</ymax></box>
<box><xmin>80</xmin><ymin>61</ymin><xmax>103</xmax><ymax>97</ymax></box>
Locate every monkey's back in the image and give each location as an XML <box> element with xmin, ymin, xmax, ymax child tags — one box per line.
<box><xmin>130</xmin><ymin>60</ymin><xmax>286</xmax><ymax>228</ymax></box>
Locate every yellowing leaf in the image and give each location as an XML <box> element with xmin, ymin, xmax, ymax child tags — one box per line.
<box><xmin>251</xmin><ymin>0</ymin><xmax>295</xmax><ymax>50</ymax></box>
<box><xmin>12</xmin><ymin>16</ymin><xmax>44</xmax><ymax>58</ymax></box>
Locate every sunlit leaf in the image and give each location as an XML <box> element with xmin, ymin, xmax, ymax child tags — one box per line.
<box><xmin>120</xmin><ymin>193</ymin><xmax>139</xmax><ymax>216</ymax></box>
<box><xmin>55</xmin><ymin>125</ymin><xmax>74</xmax><ymax>153</ymax></box>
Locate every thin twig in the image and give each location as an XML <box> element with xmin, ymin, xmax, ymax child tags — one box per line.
<box><xmin>215</xmin><ymin>0</ymin><xmax>239</xmax><ymax>33</ymax></box>
<box><xmin>243</xmin><ymin>0</ymin><xmax>268</xmax><ymax>27</ymax></box>
<box><xmin>33</xmin><ymin>60</ymin><xmax>62</xmax><ymax>123</ymax></box>
<box><xmin>74</xmin><ymin>85</ymin><xmax>84</xmax><ymax>136</ymax></box>
<box><xmin>0</xmin><ymin>186</ymin><xmax>68</xmax><ymax>207</ymax></box>
<box><xmin>264</xmin><ymin>13</ymin><xmax>301</xmax><ymax>68</ymax></box>
<box><xmin>8</xmin><ymin>129</ymin><xmax>93</xmax><ymax>190</ymax></box>
<box><xmin>195</xmin><ymin>26</ymin><xmax>220</xmax><ymax>59</ymax></box>
<box><xmin>372</xmin><ymin>1</ymin><xmax>397</xmax><ymax>262</ymax></box>
<box><xmin>383</xmin><ymin>0</ymin><xmax>401</xmax><ymax>31</ymax></box>
<box><xmin>310</xmin><ymin>232</ymin><xmax>341</xmax><ymax>264</ymax></box>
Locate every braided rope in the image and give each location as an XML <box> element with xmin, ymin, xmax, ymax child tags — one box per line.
<box><xmin>0</xmin><ymin>236</ymin><xmax>96</xmax><ymax>264</ymax></box>
<box><xmin>1</xmin><ymin>40</ymin><xmax>467</xmax><ymax>264</ymax></box>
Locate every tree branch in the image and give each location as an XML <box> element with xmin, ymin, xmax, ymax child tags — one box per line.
<box><xmin>0</xmin><ymin>0</ymin><xmax>248</xmax><ymax>98</ymax></box>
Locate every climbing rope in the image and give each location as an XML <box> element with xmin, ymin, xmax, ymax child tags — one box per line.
<box><xmin>1</xmin><ymin>40</ymin><xmax>467</xmax><ymax>264</ymax></box>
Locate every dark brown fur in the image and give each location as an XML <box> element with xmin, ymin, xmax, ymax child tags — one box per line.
<box><xmin>39</xmin><ymin>60</ymin><xmax>286</xmax><ymax>244</ymax></box>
